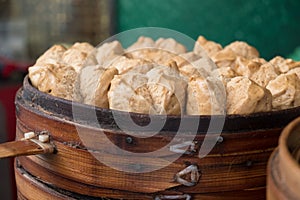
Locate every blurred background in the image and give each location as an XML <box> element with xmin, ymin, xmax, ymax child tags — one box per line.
<box><xmin>0</xmin><ymin>0</ymin><xmax>300</xmax><ymax>199</ymax></box>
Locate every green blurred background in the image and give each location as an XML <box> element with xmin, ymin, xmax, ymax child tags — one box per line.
<box><xmin>2</xmin><ymin>0</ymin><xmax>300</xmax><ymax>62</ymax></box>
<box><xmin>117</xmin><ymin>0</ymin><xmax>300</xmax><ymax>60</ymax></box>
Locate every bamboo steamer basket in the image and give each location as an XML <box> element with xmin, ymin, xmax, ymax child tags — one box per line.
<box><xmin>7</xmin><ymin>76</ymin><xmax>300</xmax><ymax>199</ymax></box>
<box><xmin>267</xmin><ymin>117</ymin><xmax>300</xmax><ymax>200</ymax></box>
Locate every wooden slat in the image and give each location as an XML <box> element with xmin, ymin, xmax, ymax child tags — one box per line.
<box><xmin>16</xmin><ymin>160</ymin><xmax>266</xmax><ymax>200</ymax></box>
<box><xmin>14</xmin><ymin>99</ymin><xmax>278</xmax><ymax>194</ymax></box>
<box><xmin>15</xmin><ymin>162</ymin><xmax>76</xmax><ymax>200</ymax></box>
<box><xmin>13</xmin><ymin>77</ymin><xmax>299</xmax><ymax>199</ymax></box>
<box><xmin>16</xmin><ymin>124</ymin><xmax>271</xmax><ymax>194</ymax></box>
<box><xmin>0</xmin><ymin>140</ymin><xmax>54</xmax><ymax>159</ymax></box>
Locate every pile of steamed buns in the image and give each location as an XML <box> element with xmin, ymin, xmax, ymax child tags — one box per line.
<box><xmin>28</xmin><ymin>36</ymin><xmax>300</xmax><ymax>115</ymax></box>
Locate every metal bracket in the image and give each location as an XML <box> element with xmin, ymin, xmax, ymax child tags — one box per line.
<box><xmin>174</xmin><ymin>164</ymin><xmax>200</xmax><ymax>187</ymax></box>
<box><xmin>169</xmin><ymin>141</ymin><xmax>197</xmax><ymax>155</ymax></box>
<box><xmin>155</xmin><ymin>194</ymin><xmax>191</xmax><ymax>200</ymax></box>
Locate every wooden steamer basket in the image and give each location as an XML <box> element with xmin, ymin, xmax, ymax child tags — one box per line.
<box><xmin>267</xmin><ymin>117</ymin><xmax>300</xmax><ymax>200</ymax></box>
<box><xmin>10</xmin><ymin>76</ymin><xmax>300</xmax><ymax>200</ymax></box>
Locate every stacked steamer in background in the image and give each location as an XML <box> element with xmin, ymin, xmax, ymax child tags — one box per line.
<box><xmin>267</xmin><ymin>117</ymin><xmax>300</xmax><ymax>200</ymax></box>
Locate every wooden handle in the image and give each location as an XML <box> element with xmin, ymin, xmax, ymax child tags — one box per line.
<box><xmin>0</xmin><ymin>139</ymin><xmax>54</xmax><ymax>159</ymax></box>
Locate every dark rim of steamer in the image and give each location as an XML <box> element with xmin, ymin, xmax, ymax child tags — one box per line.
<box><xmin>17</xmin><ymin>75</ymin><xmax>300</xmax><ymax>134</ymax></box>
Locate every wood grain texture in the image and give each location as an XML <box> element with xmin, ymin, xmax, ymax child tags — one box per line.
<box><xmin>15</xmin><ymin>160</ymin><xmax>265</xmax><ymax>200</ymax></box>
<box><xmin>267</xmin><ymin>117</ymin><xmax>300</xmax><ymax>200</ymax></box>
<box><xmin>15</xmin><ymin>161</ymin><xmax>76</xmax><ymax>200</ymax></box>
<box><xmin>14</xmin><ymin>76</ymin><xmax>300</xmax><ymax>199</ymax></box>
<box><xmin>0</xmin><ymin>140</ymin><xmax>53</xmax><ymax>159</ymax></box>
<box><xmin>15</xmin><ymin>104</ymin><xmax>275</xmax><ymax>194</ymax></box>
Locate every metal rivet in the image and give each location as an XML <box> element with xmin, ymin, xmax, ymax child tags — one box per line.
<box><xmin>216</xmin><ymin>136</ymin><xmax>223</xmax><ymax>143</ymax></box>
<box><xmin>246</xmin><ymin>160</ymin><xmax>253</xmax><ymax>167</ymax></box>
<box><xmin>15</xmin><ymin>104</ymin><xmax>20</xmax><ymax>115</ymax></box>
<box><xmin>134</xmin><ymin>164</ymin><xmax>142</xmax><ymax>170</ymax></box>
<box><xmin>126</xmin><ymin>136</ymin><xmax>133</xmax><ymax>144</ymax></box>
